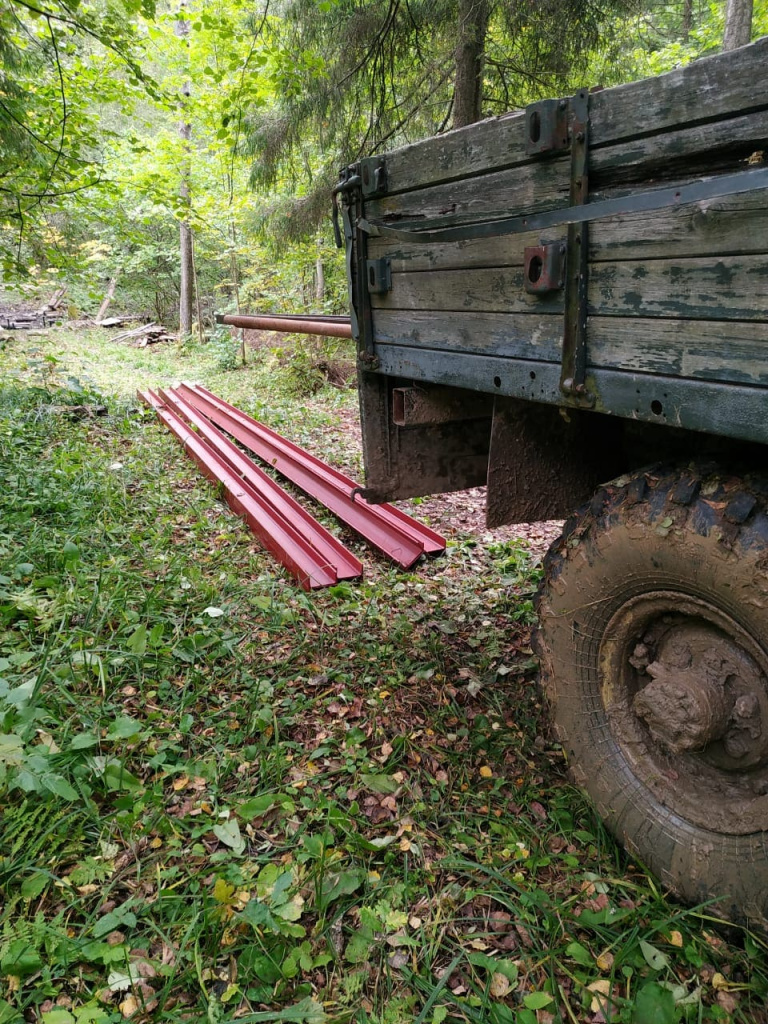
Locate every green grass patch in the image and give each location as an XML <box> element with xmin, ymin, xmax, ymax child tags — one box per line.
<box><xmin>0</xmin><ymin>329</ymin><xmax>766</xmax><ymax>1023</ymax></box>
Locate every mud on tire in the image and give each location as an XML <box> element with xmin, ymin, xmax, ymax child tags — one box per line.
<box><xmin>536</xmin><ymin>463</ymin><xmax>768</xmax><ymax>924</ymax></box>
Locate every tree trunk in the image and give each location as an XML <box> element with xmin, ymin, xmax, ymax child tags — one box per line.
<box><xmin>95</xmin><ymin>275</ymin><xmax>118</xmax><ymax>323</ymax></box>
<box><xmin>723</xmin><ymin>0</ymin><xmax>753</xmax><ymax>49</ymax></box>
<box><xmin>682</xmin><ymin>0</ymin><xmax>693</xmax><ymax>40</ymax></box>
<box><xmin>176</xmin><ymin>6</ymin><xmax>194</xmax><ymax>337</ymax></box>
<box><xmin>315</xmin><ymin>239</ymin><xmax>325</xmax><ymax>304</ymax></box>
<box><xmin>453</xmin><ymin>0</ymin><xmax>490</xmax><ymax>129</ymax></box>
<box><xmin>178</xmin><ymin>146</ymin><xmax>194</xmax><ymax>338</ymax></box>
<box><xmin>191</xmin><ymin>232</ymin><xmax>204</xmax><ymax>344</ymax></box>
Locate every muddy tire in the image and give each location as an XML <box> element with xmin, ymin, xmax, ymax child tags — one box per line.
<box><xmin>536</xmin><ymin>463</ymin><xmax>768</xmax><ymax>924</ymax></box>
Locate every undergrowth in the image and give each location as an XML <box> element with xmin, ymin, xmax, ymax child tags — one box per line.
<box><xmin>0</xmin><ymin>329</ymin><xmax>766</xmax><ymax>1024</ymax></box>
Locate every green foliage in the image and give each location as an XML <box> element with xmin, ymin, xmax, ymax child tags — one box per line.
<box><xmin>0</xmin><ymin>0</ymin><xmax>159</xmax><ymax>276</ymax></box>
<box><xmin>0</xmin><ymin>327</ymin><xmax>766</xmax><ymax>1022</ymax></box>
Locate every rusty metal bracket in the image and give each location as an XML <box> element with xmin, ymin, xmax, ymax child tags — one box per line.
<box><xmin>525</xmin><ymin>98</ymin><xmax>569</xmax><ymax>156</ymax></box>
<box><xmin>332</xmin><ymin>166</ymin><xmax>361</xmax><ymax>248</ymax></box>
<box><xmin>560</xmin><ymin>89</ymin><xmax>594</xmax><ymax>407</ymax></box>
<box><xmin>360</xmin><ymin>156</ymin><xmax>388</xmax><ymax>197</ymax></box>
<box><xmin>366</xmin><ymin>258</ymin><xmax>392</xmax><ymax>295</ymax></box>
<box><xmin>333</xmin><ymin>163</ymin><xmax>380</xmax><ymax>364</ymax></box>
<box><xmin>523</xmin><ymin>243</ymin><xmax>566</xmax><ymax>294</ymax></box>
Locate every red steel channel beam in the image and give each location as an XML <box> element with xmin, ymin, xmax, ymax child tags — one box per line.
<box><xmin>185</xmin><ymin>383</ymin><xmax>446</xmax><ymax>555</ymax></box>
<box><xmin>157</xmin><ymin>387</ymin><xmax>362</xmax><ymax>581</ymax></box>
<box><xmin>174</xmin><ymin>382</ymin><xmax>427</xmax><ymax>568</ymax></box>
<box><xmin>217</xmin><ymin>313</ymin><xmax>352</xmax><ymax>339</ymax></box>
<box><xmin>174</xmin><ymin>382</ymin><xmax>446</xmax><ymax>566</ymax></box>
<box><xmin>138</xmin><ymin>390</ymin><xmax>339</xmax><ymax>591</ymax></box>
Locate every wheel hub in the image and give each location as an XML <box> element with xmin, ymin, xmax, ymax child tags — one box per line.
<box><xmin>631</xmin><ymin>624</ymin><xmax>767</xmax><ymax>766</ymax></box>
<box><xmin>600</xmin><ymin>592</ymin><xmax>768</xmax><ymax>834</ymax></box>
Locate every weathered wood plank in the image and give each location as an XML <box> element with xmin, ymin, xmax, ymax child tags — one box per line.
<box><xmin>589</xmin><ymin>255</ymin><xmax>768</xmax><ymax>320</ymax></box>
<box><xmin>372</xmin><ymin>310</ymin><xmax>768</xmax><ymax>387</ymax></box>
<box><xmin>589</xmin><ymin>37</ymin><xmax>768</xmax><ymax>148</ymax></box>
<box><xmin>591</xmin><ymin>190</ymin><xmax>768</xmax><ymax>261</ymax></box>
<box><xmin>367</xmin><ymin>191</ymin><xmax>768</xmax><ymax>272</ymax></box>
<box><xmin>365</xmin><ymin>157</ymin><xmax>570</xmax><ymax>225</ymax></box>
<box><xmin>589</xmin><ymin>318</ymin><xmax>768</xmax><ymax>385</ymax></box>
<box><xmin>374</xmin><ymin>309</ymin><xmax>563</xmax><ymax>362</ymax></box>
<box><xmin>369</xmin><ymin>38</ymin><xmax>768</xmax><ymax>196</ymax></box>
<box><xmin>373</xmin><ymin>267</ymin><xmax>564</xmax><ymax>315</ymax></box>
<box><xmin>371</xmin><ymin>110</ymin><xmax>529</xmax><ymax>197</ymax></box>
<box><xmin>590</xmin><ymin>108</ymin><xmax>768</xmax><ymax>186</ymax></box>
<box><xmin>372</xmin><ymin>255</ymin><xmax>768</xmax><ymax>321</ymax></box>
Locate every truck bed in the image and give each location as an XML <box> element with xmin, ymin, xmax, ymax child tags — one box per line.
<box><xmin>339</xmin><ymin>38</ymin><xmax>768</xmax><ymax>511</ymax></box>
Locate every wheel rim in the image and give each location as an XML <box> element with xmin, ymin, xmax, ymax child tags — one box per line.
<box><xmin>599</xmin><ymin>591</ymin><xmax>768</xmax><ymax>835</ymax></box>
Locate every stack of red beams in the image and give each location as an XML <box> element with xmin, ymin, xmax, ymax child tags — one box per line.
<box><xmin>137</xmin><ymin>384</ymin><xmax>445</xmax><ymax>591</ymax></box>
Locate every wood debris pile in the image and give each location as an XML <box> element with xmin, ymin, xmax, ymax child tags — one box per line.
<box><xmin>110</xmin><ymin>322</ymin><xmax>175</xmax><ymax>346</ymax></box>
<box><xmin>0</xmin><ymin>287</ymin><xmax>67</xmax><ymax>330</ymax></box>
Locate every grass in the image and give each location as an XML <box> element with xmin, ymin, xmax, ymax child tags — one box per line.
<box><xmin>0</xmin><ymin>326</ymin><xmax>766</xmax><ymax>1024</ymax></box>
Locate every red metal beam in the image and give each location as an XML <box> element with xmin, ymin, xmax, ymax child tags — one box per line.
<box><xmin>156</xmin><ymin>387</ymin><xmax>362</xmax><ymax>581</ymax></box>
<box><xmin>138</xmin><ymin>390</ymin><xmax>339</xmax><ymax>590</ymax></box>
<box><xmin>217</xmin><ymin>313</ymin><xmax>352</xmax><ymax>339</ymax></box>
<box><xmin>173</xmin><ymin>383</ymin><xmax>446</xmax><ymax>566</ymax></box>
<box><xmin>184</xmin><ymin>383</ymin><xmax>446</xmax><ymax>554</ymax></box>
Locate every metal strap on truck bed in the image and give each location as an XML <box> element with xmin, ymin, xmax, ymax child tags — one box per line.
<box><xmin>357</xmin><ymin>166</ymin><xmax>768</xmax><ymax>244</ymax></box>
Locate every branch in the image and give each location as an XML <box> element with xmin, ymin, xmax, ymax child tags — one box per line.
<box><xmin>10</xmin><ymin>0</ymin><xmax>158</xmax><ymax>91</ymax></box>
<box><xmin>0</xmin><ymin>97</ymin><xmax>62</xmax><ymax>154</ymax></box>
<box><xmin>0</xmin><ymin>177</ymin><xmax>101</xmax><ymax>199</ymax></box>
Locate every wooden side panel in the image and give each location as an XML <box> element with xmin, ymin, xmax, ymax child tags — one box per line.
<box><xmin>367</xmin><ymin>191</ymin><xmax>768</xmax><ymax>271</ymax></box>
<box><xmin>375</xmin><ymin>309</ymin><xmax>563</xmax><ymax>363</ymax></box>
<box><xmin>372</xmin><ymin>255</ymin><xmax>768</xmax><ymax>321</ymax></box>
<box><xmin>588</xmin><ymin>319</ymin><xmax>768</xmax><ymax>385</ymax></box>
<box><xmin>373</xmin><ymin>267</ymin><xmax>562</xmax><ymax>316</ymax></box>
<box><xmin>590</xmin><ymin>108</ymin><xmax>768</xmax><ymax>186</ymax></box>
<box><xmin>370</xmin><ymin>37</ymin><xmax>768</xmax><ymax>195</ymax></box>
<box><xmin>589</xmin><ymin>38</ymin><xmax>768</xmax><ymax>148</ymax></box>
<box><xmin>374</xmin><ymin>312</ymin><xmax>768</xmax><ymax>387</ymax></box>
<box><xmin>365</xmin><ymin>157</ymin><xmax>570</xmax><ymax>225</ymax></box>
<box><xmin>355</xmin><ymin>39</ymin><xmax>768</xmax><ymax>455</ymax></box>
<box><xmin>589</xmin><ymin>255</ymin><xmax>768</xmax><ymax>321</ymax></box>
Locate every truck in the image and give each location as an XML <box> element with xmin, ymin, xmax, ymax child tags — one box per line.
<box><xmin>333</xmin><ymin>37</ymin><xmax>768</xmax><ymax>924</ymax></box>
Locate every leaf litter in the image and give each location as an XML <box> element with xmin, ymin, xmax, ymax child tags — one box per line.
<box><xmin>0</xmin><ymin>328</ymin><xmax>765</xmax><ymax>1024</ymax></box>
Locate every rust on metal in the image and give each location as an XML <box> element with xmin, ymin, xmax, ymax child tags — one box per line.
<box><xmin>138</xmin><ymin>390</ymin><xmax>345</xmax><ymax>590</ymax></box>
<box><xmin>216</xmin><ymin>313</ymin><xmax>352</xmax><ymax>339</ymax></box>
<box><xmin>175</xmin><ymin>383</ymin><xmax>446</xmax><ymax>565</ymax></box>
<box><xmin>523</xmin><ymin>243</ymin><xmax>566</xmax><ymax>294</ymax></box>
<box><xmin>392</xmin><ymin>385</ymin><xmax>493</xmax><ymax>427</ymax></box>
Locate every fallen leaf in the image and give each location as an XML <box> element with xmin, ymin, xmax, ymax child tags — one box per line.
<box><xmin>490</xmin><ymin>972</ymin><xmax>511</xmax><ymax>998</ymax></box>
<box><xmin>119</xmin><ymin>995</ymin><xmax>138</xmax><ymax>1018</ymax></box>
<box><xmin>587</xmin><ymin>979</ymin><xmax>612</xmax><ymax>1013</ymax></box>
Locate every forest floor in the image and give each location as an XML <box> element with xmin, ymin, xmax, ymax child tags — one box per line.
<box><xmin>0</xmin><ymin>326</ymin><xmax>766</xmax><ymax>1024</ymax></box>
